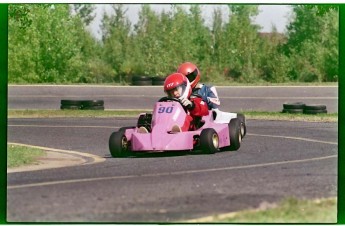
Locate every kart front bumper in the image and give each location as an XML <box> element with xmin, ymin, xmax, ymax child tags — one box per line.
<box><xmin>130</xmin><ymin>131</ymin><xmax>196</xmax><ymax>152</ymax></box>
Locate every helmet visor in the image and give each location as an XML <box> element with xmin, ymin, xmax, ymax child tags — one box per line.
<box><xmin>186</xmin><ymin>69</ymin><xmax>198</xmax><ymax>83</ymax></box>
<box><xmin>166</xmin><ymin>84</ymin><xmax>186</xmax><ymax>98</ymax></box>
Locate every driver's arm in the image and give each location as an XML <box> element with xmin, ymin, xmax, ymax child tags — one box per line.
<box><xmin>190</xmin><ymin>97</ymin><xmax>209</xmax><ymax>117</ymax></box>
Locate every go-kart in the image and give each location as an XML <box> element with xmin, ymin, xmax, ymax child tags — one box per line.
<box><xmin>109</xmin><ymin>97</ymin><xmax>246</xmax><ymax>157</ymax></box>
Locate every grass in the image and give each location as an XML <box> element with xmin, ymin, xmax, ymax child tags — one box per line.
<box><xmin>8</xmin><ymin>109</ymin><xmax>338</xmax><ymax>122</ymax></box>
<box><xmin>7</xmin><ymin>144</ymin><xmax>46</xmax><ymax>168</ymax></box>
<box><xmin>212</xmin><ymin>81</ymin><xmax>338</xmax><ymax>86</ymax></box>
<box><xmin>8</xmin><ymin>109</ymin><xmax>152</xmax><ymax>118</ymax></box>
<box><xmin>244</xmin><ymin>111</ymin><xmax>338</xmax><ymax>122</ymax></box>
<box><xmin>187</xmin><ymin>197</ymin><xmax>337</xmax><ymax>223</ymax></box>
<box><xmin>8</xmin><ymin>82</ymin><xmax>338</xmax><ymax>86</ymax></box>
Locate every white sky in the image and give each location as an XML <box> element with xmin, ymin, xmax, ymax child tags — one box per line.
<box><xmin>88</xmin><ymin>4</ymin><xmax>292</xmax><ymax>40</ymax></box>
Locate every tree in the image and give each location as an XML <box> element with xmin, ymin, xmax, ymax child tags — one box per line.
<box><xmin>100</xmin><ymin>4</ymin><xmax>132</xmax><ymax>82</ymax></box>
<box><xmin>211</xmin><ymin>7</ymin><xmax>224</xmax><ymax>68</ymax></box>
<box><xmin>132</xmin><ymin>5</ymin><xmax>165</xmax><ymax>76</ymax></box>
<box><xmin>284</xmin><ymin>5</ymin><xmax>338</xmax><ymax>82</ymax></box>
<box><xmin>221</xmin><ymin>5</ymin><xmax>261</xmax><ymax>82</ymax></box>
<box><xmin>8</xmin><ymin>4</ymin><xmax>52</xmax><ymax>29</ymax></box>
<box><xmin>71</xmin><ymin>4</ymin><xmax>96</xmax><ymax>26</ymax></box>
<box><xmin>188</xmin><ymin>5</ymin><xmax>213</xmax><ymax>79</ymax></box>
<box><xmin>258</xmin><ymin>28</ymin><xmax>291</xmax><ymax>82</ymax></box>
<box><xmin>8</xmin><ymin>4</ymin><xmax>101</xmax><ymax>83</ymax></box>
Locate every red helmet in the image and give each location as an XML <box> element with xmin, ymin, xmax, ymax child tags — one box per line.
<box><xmin>164</xmin><ymin>73</ymin><xmax>191</xmax><ymax>100</ymax></box>
<box><xmin>177</xmin><ymin>62</ymin><xmax>200</xmax><ymax>89</ymax></box>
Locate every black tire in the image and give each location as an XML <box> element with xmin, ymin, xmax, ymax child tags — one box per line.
<box><xmin>119</xmin><ymin>126</ymin><xmax>136</xmax><ymax>132</ymax></box>
<box><xmin>303</xmin><ymin>104</ymin><xmax>327</xmax><ymax>110</ymax></box>
<box><xmin>283</xmin><ymin>102</ymin><xmax>305</xmax><ymax>110</ymax></box>
<box><xmin>151</xmin><ymin>76</ymin><xmax>166</xmax><ymax>86</ymax></box>
<box><xmin>282</xmin><ymin>109</ymin><xmax>304</xmax><ymax>114</ymax></box>
<box><xmin>303</xmin><ymin>109</ymin><xmax>328</xmax><ymax>114</ymax></box>
<box><xmin>236</xmin><ymin>113</ymin><xmax>246</xmax><ymax>138</ymax></box>
<box><xmin>229</xmin><ymin>118</ymin><xmax>242</xmax><ymax>151</ymax></box>
<box><xmin>82</xmin><ymin>106</ymin><xmax>105</xmax><ymax>110</ymax></box>
<box><xmin>61</xmin><ymin>100</ymin><xmax>83</xmax><ymax>106</ymax></box>
<box><xmin>60</xmin><ymin>105</ymin><xmax>81</xmax><ymax>110</ymax></box>
<box><xmin>109</xmin><ymin>130</ymin><xmax>130</xmax><ymax>157</ymax></box>
<box><xmin>137</xmin><ymin>113</ymin><xmax>152</xmax><ymax>132</ymax></box>
<box><xmin>81</xmin><ymin>100</ymin><xmax>104</xmax><ymax>107</ymax></box>
<box><xmin>132</xmin><ymin>75</ymin><xmax>152</xmax><ymax>86</ymax></box>
<box><xmin>132</xmin><ymin>75</ymin><xmax>152</xmax><ymax>81</ymax></box>
<box><xmin>199</xmin><ymin>128</ymin><xmax>219</xmax><ymax>154</ymax></box>
<box><xmin>132</xmin><ymin>80</ymin><xmax>152</xmax><ymax>86</ymax></box>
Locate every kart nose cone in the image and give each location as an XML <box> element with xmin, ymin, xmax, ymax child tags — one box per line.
<box><xmin>131</xmin><ymin>129</ymin><xmax>194</xmax><ymax>151</ymax></box>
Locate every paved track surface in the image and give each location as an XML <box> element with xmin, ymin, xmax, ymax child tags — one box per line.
<box><xmin>7</xmin><ymin>117</ymin><xmax>337</xmax><ymax>222</ymax></box>
<box><xmin>7</xmin><ymin>85</ymin><xmax>338</xmax><ymax>222</ymax></box>
<box><xmin>8</xmin><ymin>85</ymin><xmax>338</xmax><ymax>112</ymax></box>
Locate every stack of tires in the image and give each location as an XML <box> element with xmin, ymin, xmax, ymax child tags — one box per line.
<box><xmin>60</xmin><ymin>100</ymin><xmax>105</xmax><ymax>110</ymax></box>
<box><xmin>282</xmin><ymin>102</ymin><xmax>305</xmax><ymax>114</ymax></box>
<box><xmin>302</xmin><ymin>104</ymin><xmax>327</xmax><ymax>114</ymax></box>
<box><xmin>151</xmin><ymin>76</ymin><xmax>166</xmax><ymax>86</ymax></box>
<box><xmin>131</xmin><ymin>75</ymin><xmax>166</xmax><ymax>86</ymax></box>
<box><xmin>131</xmin><ymin>76</ymin><xmax>152</xmax><ymax>86</ymax></box>
<box><xmin>282</xmin><ymin>102</ymin><xmax>327</xmax><ymax>114</ymax></box>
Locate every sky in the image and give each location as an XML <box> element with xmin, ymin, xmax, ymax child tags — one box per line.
<box><xmin>89</xmin><ymin>4</ymin><xmax>293</xmax><ymax>40</ymax></box>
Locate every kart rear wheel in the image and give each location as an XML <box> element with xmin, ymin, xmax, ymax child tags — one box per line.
<box><xmin>109</xmin><ymin>131</ymin><xmax>130</xmax><ymax>157</ymax></box>
<box><xmin>229</xmin><ymin>118</ymin><xmax>242</xmax><ymax>151</ymax></box>
<box><xmin>200</xmin><ymin>128</ymin><xmax>219</xmax><ymax>154</ymax></box>
<box><xmin>236</xmin><ymin>113</ymin><xmax>246</xmax><ymax>138</ymax></box>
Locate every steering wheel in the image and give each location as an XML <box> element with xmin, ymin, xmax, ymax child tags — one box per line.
<box><xmin>158</xmin><ymin>97</ymin><xmax>188</xmax><ymax>113</ymax></box>
<box><xmin>158</xmin><ymin>97</ymin><xmax>181</xmax><ymax>103</ymax></box>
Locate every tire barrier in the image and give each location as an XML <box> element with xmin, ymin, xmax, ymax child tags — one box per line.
<box><xmin>132</xmin><ymin>75</ymin><xmax>152</xmax><ymax>86</ymax></box>
<box><xmin>60</xmin><ymin>100</ymin><xmax>104</xmax><ymax>110</ymax></box>
<box><xmin>282</xmin><ymin>102</ymin><xmax>327</xmax><ymax>114</ymax></box>
<box><xmin>131</xmin><ymin>75</ymin><xmax>166</xmax><ymax>86</ymax></box>
<box><xmin>151</xmin><ymin>76</ymin><xmax>166</xmax><ymax>86</ymax></box>
<box><xmin>303</xmin><ymin>104</ymin><xmax>327</xmax><ymax>114</ymax></box>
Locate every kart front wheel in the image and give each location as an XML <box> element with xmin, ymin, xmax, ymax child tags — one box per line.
<box><xmin>109</xmin><ymin>131</ymin><xmax>130</xmax><ymax>157</ymax></box>
<box><xmin>200</xmin><ymin>128</ymin><xmax>219</xmax><ymax>154</ymax></box>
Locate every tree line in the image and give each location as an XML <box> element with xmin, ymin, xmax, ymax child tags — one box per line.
<box><xmin>8</xmin><ymin>4</ymin><xmax>339</xmax><ymax>84</ymax></box>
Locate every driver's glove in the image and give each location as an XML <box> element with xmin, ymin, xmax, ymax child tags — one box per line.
<box><xmin>181</xmin><ymin>98</ymin><xmax>195</xmax><ymax>110</ymax></box>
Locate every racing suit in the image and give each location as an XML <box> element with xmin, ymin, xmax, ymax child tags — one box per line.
<box><xmin>181</xmin><ymin>95</ymin><xmax>209</xmax><ymax>131</ymax></box>
<box><xmin>193</xmin><ymin>84</ymin><xmax>238</xmax><ymax>123</ymax></box>
<box><xmin>192</xmin><ymin>84</ymin><xmax>220</xmax><ymax>110</ymax></box>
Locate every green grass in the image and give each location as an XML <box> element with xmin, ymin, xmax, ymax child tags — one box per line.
<box><xmin>8</xmin><ymin>109</ymin><xmax>152</xmax><ymax>118</ymax></box>
<box><xmin>8</xmin><ymin>82</ymin><xmax>338</xmax><ymax>86</ymax></box>
<box><xmin>7</xmin><ymin>144</ymin><xmax>46</xmax><ymax>168</ymax></box>
<box><xmin>187</xmin><ymin>197</ymin><xmax>337</xmax><ymax>223</ymax></box>
<box><xmin>8</xmin><ymin>109</ymin><xmax>338</xmax><ymax>122</ymax></box>
<box><xmin>244</xmin><ymin>111</ymin><xmax>338</xmax><ymax>122</ymax></box>
<box><xmin>212</xmin><ymin>81</ymin><xmax>338</xmax><ymax>86</ymax></box>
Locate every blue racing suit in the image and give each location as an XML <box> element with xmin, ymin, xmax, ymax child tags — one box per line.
<box><xmin>192</xmin><ymin>84</ymin><xmax>220</xmax><ymax>110</ymax></box>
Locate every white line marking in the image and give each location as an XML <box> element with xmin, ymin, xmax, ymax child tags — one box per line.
<box><xmin>9</xmin><ymin>94</ymin><xmax>162</xmax><ymax>98</ymax></box>
<box><xmin>248</xmin><ymin>133</ymin><xmax>338</xmax><ymax>145</ymax></box>
<box><xmin>8</xmin><ymin>125</ymin><xmax>338</xmax><ymax>145</ymax></box>
<box><xmin>8</xmin><ymin>155</ymin><xmax>336</xmax><ymax>190</ymax></box>
<box><xmin>8</xmin><ymin>124</ymin><xmax>117</xmax><ymax>129</ymax></box>
<box><xmin>9</xmin><ymin>95</ymin><xmax>337</xmax><ymax>100</ymax></box>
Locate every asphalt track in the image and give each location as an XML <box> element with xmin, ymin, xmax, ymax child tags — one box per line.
<box><xmin>8</xmin><ymin>85</ymin><xmax>338</xmax><ymax>112</ymax></box>
<box><xmin>7</xmin><ymin>85</ymin><xmax>338</xmax><ymax>223</ymax></box>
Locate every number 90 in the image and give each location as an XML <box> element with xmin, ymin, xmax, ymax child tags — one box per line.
<box><xmin>158</xmin><ymin>106</ymin><xmax>173</xmax><ymax>113</ymax></box>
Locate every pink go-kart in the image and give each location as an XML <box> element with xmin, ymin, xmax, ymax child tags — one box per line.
<box><xmin>109</xmin><ymin>97</ymin><xmax>246</xmax><ymax>157</ymax></box>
